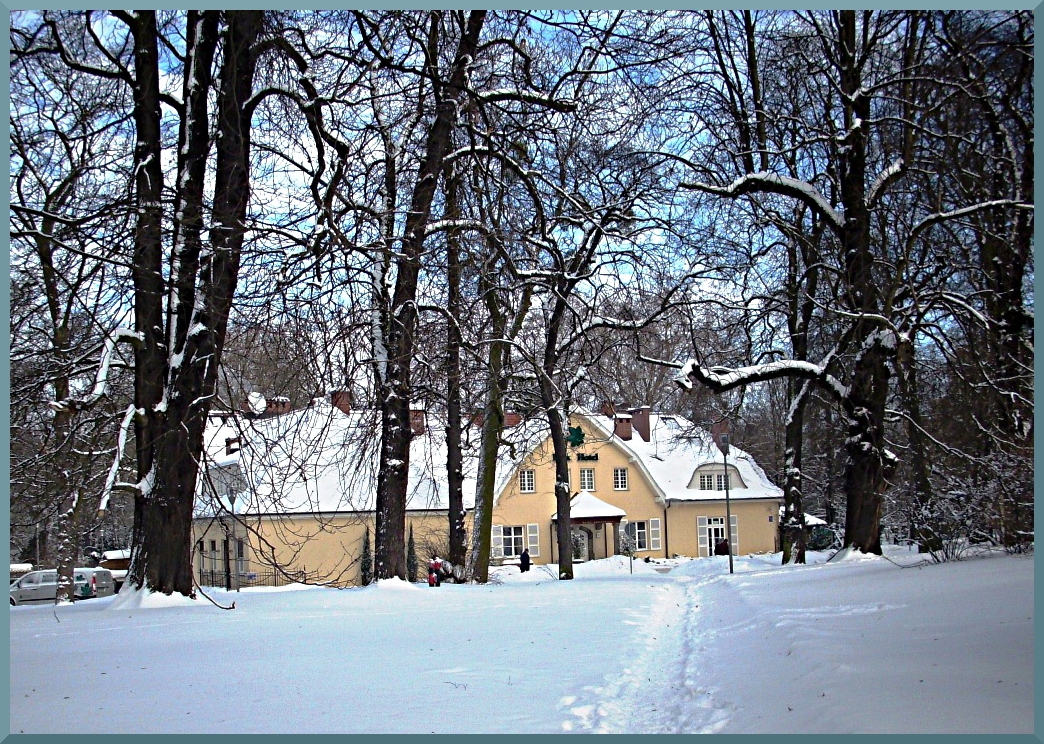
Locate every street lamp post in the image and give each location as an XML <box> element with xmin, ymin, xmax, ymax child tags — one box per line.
<box><xmin>228</xmin><ymin>492</ymin><xmax>240</xmax><ymax>592</ymax></box>
<box><xmin>720</xmin><ymin>434</ymin><xmax>734</xmax><ymax>575</ymax></box>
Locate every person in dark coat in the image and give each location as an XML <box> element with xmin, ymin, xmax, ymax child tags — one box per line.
<box><xmin>519</xmin><ymin>548</ymin><xmax>531</xmax><ymax>573</ymax></box>
<box><xmin>714</xmin><ymin>537</ymin><xmax>729</xmax><ymax>556</ymax></box>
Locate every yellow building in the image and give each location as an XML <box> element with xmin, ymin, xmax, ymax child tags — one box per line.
<box><xmin>193</xmin><ymin>397</ymin><xmax>782</xmax><ymax>587</ymax></box>
<box><xmin>193</xmin><ymin>394</ymin><xmax>466</xmax><ymax>588</ymax></box>
<box><xmin>490</xmin><ymin>408</ymin><xmax>783</xmax><ymax>565</ymax></box>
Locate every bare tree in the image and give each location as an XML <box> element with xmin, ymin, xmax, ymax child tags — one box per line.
<box><xmin>671</xmin><ymin>11</ymin><xmax>1031</xmax><ymax>555</ymax></box>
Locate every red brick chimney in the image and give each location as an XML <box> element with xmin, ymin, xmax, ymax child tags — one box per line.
<box><xmin>614</xmin><ymin>413</ymin><xmax>632</xmax><ymax>441</ymax></box>
<box><xmin>410</xmin><ymin>409</ymin><xmax>426</xmax><ymax>436</ymax></box>
<box><xmin>471</xmin><ymin>411</ymin><xmax>522</xmax><ymax>428</ymax></box>
<box><xmin>629</xmin><ymin>406</ymin><xmax>651</xmax><ymax>442</ymax></box>
<box><xmin>331</xmin><ymin>390</ymin><xmax>352</xmax><ymax>415</ymax></box>
<box><xmin>266</xmin><ymin>396</ymin><xmax>291</xmax><ymax>416</ymax></box>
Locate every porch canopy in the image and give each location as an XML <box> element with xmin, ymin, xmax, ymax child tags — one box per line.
<box><xmin>551</xmin><ymin>491</ymin><xmax>626</xmax><ymax>560</ymax></box>
<box><xmin>551</xmin><ymin>490</ymin><xmax>626</xmax><ymax>522</ymax></box>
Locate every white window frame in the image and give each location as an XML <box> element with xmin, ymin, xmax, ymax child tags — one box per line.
<box><xmin>703</xmin><ymin>516</ymin><xmax>738</xmax><ymax>556</ymax></box>
<box><xmin>502</xmin><ymin>526</ymin><xmax>525</xmax><ymax>558</ymax></box>
<box><xmin>707</xmin><ymin>516</ymin><xmax>726</xmax><ymax>545</ymax></box>
<box><xmin>519</xmin><ymin>469</ymin><xmax>536</xmax><ymax>493</ymax></box>
<box><xmin>579</xmin><ymin>468</ymin><xmax>596</xmax><ymax>491</ymax></box>
<box><xmin>526</xmin><ymin>523</ymin><xmax>540</xmax><ymax>557</ymax></box>
<box><xmin>613</xmin><ymin>467</ymin><xmax>629</xmax><ymax>490</ymax></box>
<box><xmin>625</xmin><ymin>521</ymin><xmax>648</xmax><ymax>551</ymax></box>
<box><xmin>699</xmin><ymin>473</ymin><xmax>714</xmax><ymax>490</ymax></box>
<box><xmin>491</xmin><ymin>525</ymin><xmax>504</xmax><ymax>559</ymax></box>
<box><xmin>716</xmin><ymin>473</ymin><xmax>731</xmax><ymax>491</ymax></box>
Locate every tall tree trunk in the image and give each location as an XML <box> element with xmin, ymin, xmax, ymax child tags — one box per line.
<box><xmin>126</xmin><ymin>9</ymin><xmax>169</xmax><ymax>590</ymax></box>
<box><xmin>467</xmin><ymin>249</ymin><xmax>531</xmax><ymax>583</ymax></box>
<box><xmin>375</xmin><ymin>10</ymin><xmax>486</xmax><ymax>579</ymax></box>
<box><xmin>544</xmin><ymin>403</ymin><xmax>574</xmax><ymax>580</ymax></box>
<box><xmin>836</xmin><ymin>10</ymin><xmax>890</xmax><ymax>555</ymax></box>
<box><xmin>781</xmin><ymin>380</ymin><xmax>808</xmax><ymax>565</ymax></box>
<box><xmin>444</xmin><ymin>162</ymin><xmax>467</xmax><ymax>570</ymax></box>
<box><xmin>130</xmin><ymin>10</ymin><xmax>261</xmax><ymax>595</ymax></box>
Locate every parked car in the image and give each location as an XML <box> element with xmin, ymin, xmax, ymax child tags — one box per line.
<box><xmin>10</xmin><ymin>568</ymin><xmax>115</xmax><ymax>605</ymax></box>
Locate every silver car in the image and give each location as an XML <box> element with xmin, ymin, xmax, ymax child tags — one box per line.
<box><xmin>10</xmin><ymin>568</ymin><xmax>115</xmax><ymax>605</ymax></box>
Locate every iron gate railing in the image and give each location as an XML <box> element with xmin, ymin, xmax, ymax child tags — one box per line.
<box><xmin>197</xmin><ymin>567</ymin><xmax>319</xmax><ymax>588</ymax></box>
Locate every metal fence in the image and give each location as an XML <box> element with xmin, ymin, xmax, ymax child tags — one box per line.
<box><xmin>197</xmin><ymin>567</ymin><xmax>320</xmax><ymax>589</ymax></box>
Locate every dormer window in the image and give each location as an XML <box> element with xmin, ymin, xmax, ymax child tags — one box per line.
<box><xmin>691</xmin><ymin>466</ymin><xmax>742</xmax><ymax>491</ymax></box>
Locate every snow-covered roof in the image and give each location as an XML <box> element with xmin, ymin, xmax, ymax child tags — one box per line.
<box><xmin>101</xmin><ymin>549</ymin><xmax>130</xmax><ymax>561</ymax></box>
<box><xmin>576</xmin><ymin>410</ymin><xmax>782</xmax><ymax>504</ymax></box>
<box><xmin>551</xmin><ymin>491</ymin><xmax>627</xmax><ymax>521</ymax></box>
<box><xmin>196</xmin><ymin>400</ymin><xmax>477</xmax><ymax>517</ymax></box>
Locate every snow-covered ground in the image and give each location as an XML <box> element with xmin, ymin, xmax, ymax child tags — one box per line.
<box><xmin>8</xmin><ymin>547</ymin><xmax>1033</xmax><ymax>734</ymax></box>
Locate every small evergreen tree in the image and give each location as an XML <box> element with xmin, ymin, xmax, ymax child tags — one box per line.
<box><xmin>360</xmin><ymin>528</ymin><xmax>373</xmax><ymax>586</ymax></box>
<box><xmin>406</xmin><ymin>524</ymin><xmax>418</xmax><ymax>582</ymax></box>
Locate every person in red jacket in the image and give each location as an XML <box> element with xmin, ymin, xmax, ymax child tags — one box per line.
<box><xmin>428</xmin><ymin>556</ymin><xmax>442</xmax><ymax>586</ymax></box>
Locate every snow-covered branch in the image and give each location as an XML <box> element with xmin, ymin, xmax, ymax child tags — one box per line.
<box><xmin>675</xmin><ymin>358</ymin><xmax>849</xmax><ymax>403</ymax></box>
<box><xmin>50</xmin><ymin>329</ymin><xmax>143</xmax><ymax>413</ymax></box>
<box><xmin>906</xmin><ymin>200</ymin><xmax>1033</xmax><ymax>252</ymax></box>
<box><xmin>98</xmin><ymin>403</ymin><xmax>139</xmax><ymax>512</ymax></box>
<box><xmin>474</xmin><ymin>89</ymin><xmax>576</xmax><ymax>112</ymax></box>
<box><xmin>681</xmin><ymin>172</ymin><xmax>844</xmax><ymax>233</ymax></box>
<box><xmin>867</xmin><ymin>157</ymin><xmax>905</xmax><ymax>208</ymax></box>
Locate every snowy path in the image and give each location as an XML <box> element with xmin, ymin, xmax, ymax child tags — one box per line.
<box><xmin>560</xmin><ymin>571</ymin><xmax>742</xmax><ymax>734</ymax></box>
<box><xmin>561</xmin><ymin>552</ymin><xmax>1034</xmax><ymax>734</ymax></box>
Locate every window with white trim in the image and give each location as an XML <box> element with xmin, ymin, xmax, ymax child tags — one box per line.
<box><xmin>526</xmin><ymin>523</ymin><xmax>540</xmax><ymax>557</ymax></box>
<box><xmin>699</xmin><ymin>473</ymin><xmax>714</xmax><ymax>490</ymax></box>
<box><xmin>624</xmin><ymin>521</ymin><xmax>648</xmax><ymax>551</ymax></box>
<box><xmin>579</xmin><ymin>468</ymin><xmax>595</xmax><ymax>491</ymax></box>
<box><xmin>716</xmin><ymin>473</ymin><xmax>731</xmax><ymax>491</ymax></box>
<box><xmin>502</xmin><ymin>526</ymin><xmax>525</xmax><ymax>557</ymax></box>
<box><xmin>613</xmin><ymin>467</ymin><xmax>629</xmax><ymax>490</ymax></box>
<box><xmin>519</xmin><ymin>469</ymin><xmax>535</xmax><ymax>493</ymax></box>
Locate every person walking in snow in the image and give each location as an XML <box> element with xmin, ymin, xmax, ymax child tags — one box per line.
<box><xmin>519</xmin><ymin>548</ymin><xmax>531</xmax><ymax>573</ymax></box>
<box><xmin>715</xmin><ymin>537</ymin><xmax>729</xmax><ymax>556</ymax></box>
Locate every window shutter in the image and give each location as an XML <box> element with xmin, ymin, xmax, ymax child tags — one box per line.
<box><xmin>526</xmin><ymin>523</ymin><xmax>540</xmax><ymax>557</ymax></box>
<box><xmin>729</xmin><ymin>514</ymin><xmax>739</xmax><ymax>556</ymax></box>
<box><xmin>649</xmin><ymin>518</ymin><xmax>661</xmax><ymax>551</ymax></box>
<box><xmin>697</xmin><ymin>517</ymin><xmax>708</xmax><ymax>557</ymax></box>
<box><xmin>491</xmin><ymin>525</ymin><xmax>503</xmax><ymax>559</ymax></box>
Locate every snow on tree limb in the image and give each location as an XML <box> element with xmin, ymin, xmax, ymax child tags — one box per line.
<box><xmin>675</xmin><ymin>357</ymin><xmax>849</xmax><ymax>403</ymax></box>
<box><xmin>474</xmin><ymin>89</ymin><xmax>576</xmax><ymax>112</ymax></box>
<box><xmin>905</xmin><ymin>199</ymin><xmax>1033</xmax><ymax>253</ymax></box>
<box><xmin>867</xmin><ymin>157</ymin><xmax>905</xmax><ymax>208</ymax></box>
<box><xmin>680</xmin><ymin>172</ymin><xmax>844</xmax><ymax>233</ymax></box>
<box><xmin>49</xmin><ymin>328</ymin><xmax>142</xmax><ymax>413</ymax></box>
<box><xmin>98</xmin><ymin>403</ymin><xmax>139</xmax><ymax>513</ymax></box>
